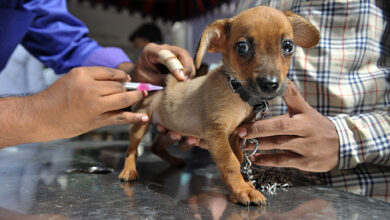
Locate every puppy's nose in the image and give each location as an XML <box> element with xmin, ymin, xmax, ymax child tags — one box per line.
<box><xmin>257</xmin><ymin>76</ymin><xmax>280</xmax><ymax>93</ymax></box>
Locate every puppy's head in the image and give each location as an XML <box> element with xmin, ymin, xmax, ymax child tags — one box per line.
<box><xmin>195</xmin><ymin>6</ymin><xmax>320</xmax><ymax>100</ymax></box>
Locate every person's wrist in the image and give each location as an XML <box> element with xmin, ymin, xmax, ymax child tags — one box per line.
<box><xmin>26</xmin><ymin>92</ymin><xmax>59</xmax><ymax>143</ymax></box>
<box><xmin>24</xmin><ymin>94</ymin><xmax>46</xmax><ymax>142</ymax></box>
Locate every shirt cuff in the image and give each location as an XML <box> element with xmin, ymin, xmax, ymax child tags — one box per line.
<box><xmin>82</xmin><ymin>47</ymin><xmax>131</xmax><ymax>68</ymax></box>
<box><xmin>328</xmin><ymin>114</ymin><xmax>362</xmax><ymax>170</ymax></box>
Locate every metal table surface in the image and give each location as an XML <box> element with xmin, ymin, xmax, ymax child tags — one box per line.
<box><xmin>0</xmin><ymin>140</ymin><xmax>389</xmax><ymax>220</ymax></box>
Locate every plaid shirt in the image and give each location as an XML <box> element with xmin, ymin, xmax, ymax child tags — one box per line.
<box><xmin>237</xmin><ymin>0</ymin><xmax>390</xmax><ymax>202</ymax></box>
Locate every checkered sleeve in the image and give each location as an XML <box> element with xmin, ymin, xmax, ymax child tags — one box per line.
<box><xmin>328</xmin><ymin>112</ymin><xmax>390</xmax><ymax>169</ymax></box>
<box><xmin>237</xmin><ymin>0</ymin><xmax>390</xmax><ymax>202</ymax></box>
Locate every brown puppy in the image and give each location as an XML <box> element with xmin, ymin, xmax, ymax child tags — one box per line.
<box><xmin>119</xmin><ymin>6</ymin><xmax>320</xmax><ymax>205</ymax></box>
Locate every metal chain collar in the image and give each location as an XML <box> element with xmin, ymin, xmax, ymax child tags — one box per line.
<box><xmin>240</xmin><ymin>101</ymin><xmax>268</xmax><ymax>185</ymax></box>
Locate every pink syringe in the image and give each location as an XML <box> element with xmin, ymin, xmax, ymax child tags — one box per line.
<box><xmin>123</xmin><ymin>82</ymin><xmax>163</xmax><ymax>91</ymax></box>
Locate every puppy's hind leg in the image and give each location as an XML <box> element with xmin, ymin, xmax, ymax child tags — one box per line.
<box><xmin>150</xmin><ymin>133</ymin><xmax>186</xmax><ymax>167</ymax></box>
<box><xmin>119</xmin><ymin>123</ymin><xmax>149</xmax><ymax>182</ymax></box>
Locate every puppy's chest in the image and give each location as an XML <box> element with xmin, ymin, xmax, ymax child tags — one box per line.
<box><xmin>198</xmin><ymin>84</ymin><xmax>254</xmax><ymax>134</ymax></box>
<box><xmin>221</xmin><ymin>99</ymin><xmax>254</xmax><ymax>132</ymax></box>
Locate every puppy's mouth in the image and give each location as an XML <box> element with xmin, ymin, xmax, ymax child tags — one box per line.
<box><xmin>245</xmin><ymin>78</ymin><xmax>287</xmax><ymax>101</ymax></box>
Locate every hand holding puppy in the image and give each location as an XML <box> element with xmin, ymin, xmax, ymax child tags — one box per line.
<box><xmin>237</xmin><ymin>80</ymin><xmax>340</xmax><ymax>172</ymax></box>
<box><xmin>130</xmin><ymin>43</ymin><xmax>196</xmax><ymax>85</ymax></box>
<box><xmin>131</xmin><ymin>43</ymin><xmax>197</xmax><ymax>145</ymax></box>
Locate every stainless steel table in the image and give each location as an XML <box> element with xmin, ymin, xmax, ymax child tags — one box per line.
<box><xmin>0</xmin><ymin>140</ymin><xmax>389</xmax><ymax>219</ymax></box>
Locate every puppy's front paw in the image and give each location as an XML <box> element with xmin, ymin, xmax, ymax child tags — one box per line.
<box><xmin>231</xmin><ymin>186</ymin><xmax>266</xmax><ymax>205</ymax></box>
<box><xmin>119</xmin><ymin>168</ymin><xmax>139</xmax><ymax>182</ymax></box>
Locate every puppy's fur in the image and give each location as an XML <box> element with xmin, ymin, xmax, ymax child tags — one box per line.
<box><xmin>119</xmin><ymin>6</ymin><xmax>320</xmax><ymax>205</ymax></box>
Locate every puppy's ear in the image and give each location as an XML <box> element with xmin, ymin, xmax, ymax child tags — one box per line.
<box><xmin>194</xmin><ymin>19</ymin><xmax>231</xmax><ymax>69</ymax></box>
<box><xmin>285</xmin><ymin>11</ymin><xmax>320</xmax><ymax>48</ymax></box>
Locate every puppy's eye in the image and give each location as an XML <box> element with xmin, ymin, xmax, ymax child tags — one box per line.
<box><xmin>282</xmin><ymin>40</ymin><xmax>295</xmax><ymax>55</ymax></box>
<box><xmin>235</xmin><ymin>41</ymin><xmax>250</xmax><ymax>56</ymax></box>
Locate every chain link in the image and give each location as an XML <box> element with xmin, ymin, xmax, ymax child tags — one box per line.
<box><xmin>241</xmin><ymin>102</ymin><xmax>268</xmax><ymax>185</ymax></box>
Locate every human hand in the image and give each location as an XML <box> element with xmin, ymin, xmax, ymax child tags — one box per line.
<box><xmin>155</xmin><ymin>124</ymin><xmax>208</xmax><ymax>150</ymax></box>
<box><xmin>33</xmin><ymin>67</ymin><xmax>149</xmax><ymax>141</ymax></box>
<box><xmin>130</xmin><ymin>43</ymin><xmax>196</xmax><ymax>85</ymax></box>
<box><xmin>237</xmin><ymin>80</ymin><xmax>339</xmax><ymax>172</ymax></box>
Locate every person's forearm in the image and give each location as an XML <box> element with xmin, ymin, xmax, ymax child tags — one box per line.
<box><xmin>328</xmin><ymin>111</ymin><xmax>390</xmax><ymax>169</ymax></box>
<box><xmin>0</xmin><ymin>95</ymin><xmax>53</xmax><ymax>148</ymax></box>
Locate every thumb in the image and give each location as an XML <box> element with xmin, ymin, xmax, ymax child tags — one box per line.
<box><xmin>283</xmin><ymin>79</ymin><xmax>310</xmax><ymax>116</ymax></box>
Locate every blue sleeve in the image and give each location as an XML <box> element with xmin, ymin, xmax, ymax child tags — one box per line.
<box><xmin>20</xmin><ymin>0</ymin><xmax>101</xmax><ymax>74</ymax></box>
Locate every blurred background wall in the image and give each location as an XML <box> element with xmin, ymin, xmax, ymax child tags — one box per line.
<box><xmin>67</xmin><ymin>0</ymin><xmax>237</xmax><ymax>64</ymax></box>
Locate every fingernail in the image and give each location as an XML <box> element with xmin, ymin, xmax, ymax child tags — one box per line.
<box><xmin>179</xmin><ymin>70</ymin><xmax>187</xmax><ymax>81</ymax></box>
<box><xmin>238</xmin><ymin>128</ymin><xmax>247</xmax><ymax>137</ymax></box>
<box><xmin>126</xmin><ymin>74</ymin><xmax>131</xmax><ymax>81</ymax></box>
<box><xmin>170</xmin><ymin>133</ymin><xmax>180</xmax><ymax>141</ymax></box>
<box><xmin>187</xmin><ymin>138</ymin><xmax>196</xmax><ymax>146</ymax></box>
<box><xmin>142</xmin><ymin>90</ymin><xmax>148</xmax><ymax>97</ymax></box>
<box><xmin>156</xmin><ymin>126</ymin><xmax>165</xmax><ymax>133</ymax></box>
<box><xmin>141</xmin><ymin>115</ymin><xmax>149</xmax><ymax>122</ymax></box>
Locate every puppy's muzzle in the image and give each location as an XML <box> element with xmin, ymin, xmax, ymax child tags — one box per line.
<box><xmin>250</xmin><ymin>75</ymin><xmax>286</xmax><ymax>100</ymax></box>
<box><xmin>257</xmin><ymin>76</ymin><xmax>280</xmax><ymax>94</ymax></box>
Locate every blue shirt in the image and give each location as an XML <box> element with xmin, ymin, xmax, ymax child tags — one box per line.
<box><xmin>0</xmin><ymin>0</ymin><xmax>130</xmax><ymax>74</ymax></box>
